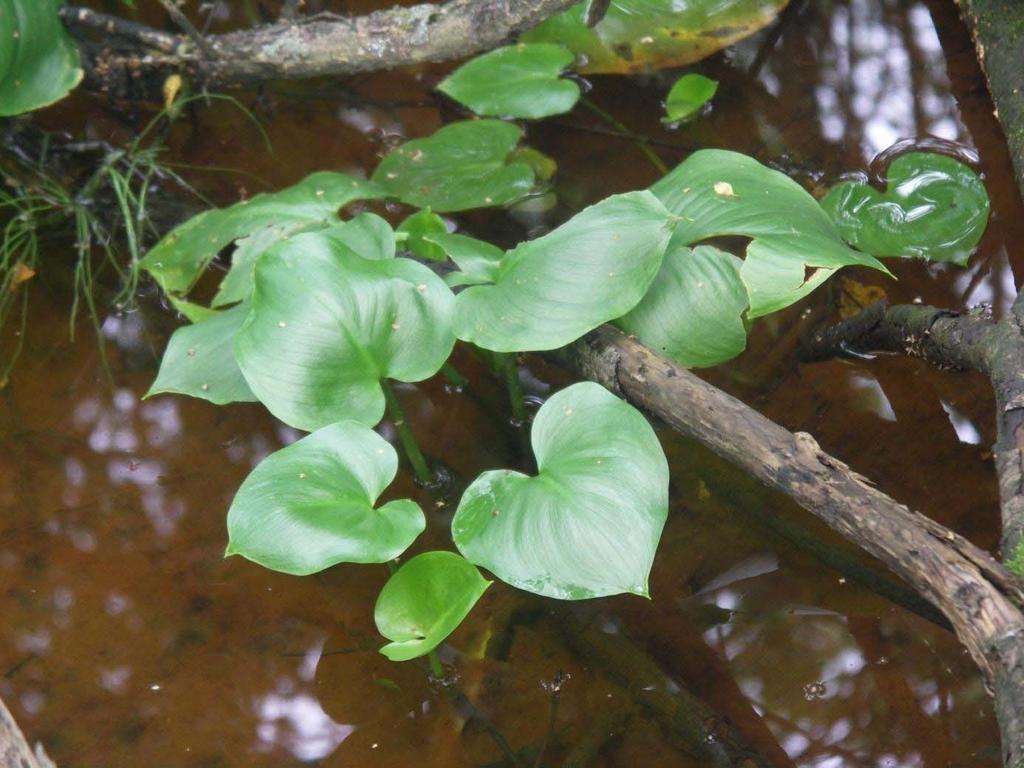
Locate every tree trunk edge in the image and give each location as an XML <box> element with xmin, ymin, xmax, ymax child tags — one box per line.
<box><xmin>956</xmin><ymin>0</ymin><xmax>1024</xmax><ymax>203</ymax></box>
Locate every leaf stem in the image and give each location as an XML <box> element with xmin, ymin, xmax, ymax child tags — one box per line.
<box><xmin>497</xmin><ymin>353</ymin><xmax>528</xmax><ymax>424</ymax></box>
<box><xmin>381</xmin><ymin>380</ymin><xmax>433</xmax><ymax>485</ymax></box>
<box><xmin>580</xmin><ymin>97</ymin><xmax>668</xmax><ymax>176</ymax></box>
<box><xmin>441</xmin><ymin>361</ymin><xmax>468</xmax><ymax>390</ymax></box>
<box><xmin>428</xmin><ymin>649</ymin><xmax>444</xmax><ymax>678</ymax></box>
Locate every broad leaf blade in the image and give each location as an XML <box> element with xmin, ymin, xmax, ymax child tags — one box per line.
<box><xmin>453</xmin><ymin>191</ymin><xmax>674</xmax><ymax>351</ymax></box>
<box><xmin>522</xmin><ymin>0</ymin><xmax>786</xmax><ymax>74</ymax></box>
<box><xmin>375</xmin><ymin>551</ymin><xmax>491</xmax><ymax>661</ymax></box>
<box><xmin>147</xmin><ymin>303</ymin><xmax>256</xmax><ymax>404</ymax></box>
<box><xmin>371</xmin><ymin>121</ymin><xmax>535</xmax><ymax>213</ymax></box>
<box><xmin>651</xmin><ymin>149</ymin><xmax>889</xmax><ymax>318</ymax></box>
<box><xmin>618</xmin><ymin>245</ymin><xmax>748</xmax><ymax>367</ymax></box>
<box><xmin>234</xmin><ymin>226</ymin><xmax>455</xmax><ymax>431</ymax></box>
<box><xmin>226</xmin><ymin>422</ymin><xmax>425</xmax><ymax>575</ymax></box>
<box><xmin>453</xmin><ymin>382</ymin><xmax>669</xmax><ymax>599</ymax></box>
<box><xmin>141</xmin><ymin>172</ymin><xmax>387</xmax><ymax>295</ymax></box>
<box><xmin>0</xmin><ymin>0</ymin><xmax>83</xmax><ymax>116</ymax></box>
<box><xmin>821</xmin><ymin>152</ymin><xmax>990</xmax><ymax>266</ymax></box>
<box><xmin>438</xmin><ymin>43</ymin><xmax>580</xmax><ymax>119</ymax></box>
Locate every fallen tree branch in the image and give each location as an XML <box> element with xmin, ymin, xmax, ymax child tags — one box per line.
<box><xmin>61</xmin><ymin>0</ymin><xmax>580</xmax><ymax>91</ymax></box>
<box><xmin>798</xmin><ymin>297</ymin><xmax>1024</xmax><ymax>568</ymax></box>
<box><xmin>556</xmin><ymin>325</ymin><xmax>1024</xmax><ymax>768</ymax></box>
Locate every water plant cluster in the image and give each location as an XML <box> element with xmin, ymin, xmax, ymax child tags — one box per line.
<box><xmin>139</xmin><ymin>108</ymin><xmax>989</xmax><ymax>661</ymax></box>
<box><xmin>1</xmin><ymin>0</ymin><xmax>994</xmax><ymax>664</ymax></box>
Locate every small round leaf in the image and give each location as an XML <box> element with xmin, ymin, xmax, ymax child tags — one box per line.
<box><xmin>662</xmin><ymin>73</ymin><xmax>717</xmax><ymax>123</ymax></box>
<box><xmin>375</xmin><ymin>551</ymin><xmax>491</xmax><ymax>661</ymax></box>
<box><xmin>438</xmin><ymin>43</ymin><xmax>580</xmax><ymax>119</ymax></box>
<box><xmin>370</xmin><ymin>120</ymin><xmax>535</xmax><ymax>213</ymax></box>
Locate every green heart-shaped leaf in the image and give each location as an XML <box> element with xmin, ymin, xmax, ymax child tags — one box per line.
<box><xmin>234</xmin><ymin>226</ymin><xmax>455</xmax><ymax>431</ymax></box>
<box><xmin>651</xmin><ymin>149</ymin><xmax>889</xmax><ymax>318</ymax></box>
<box><xmin>141</xmin><ymin>172</ymin><xmax>387</xmax><ymax>296</ymax></box>
<box><xmin>453</xmin><ymin>191</ymin><xmax>674</xmax><ymax>351</ymax></box>
<box><xmin>0</xmin><ymin>0</ymin><xmax>83</xmax><ymax>116</ymax></box>
<box><xmin>821</xmin><ymin>152</ymin><xmax>990</xmax><ymax>266</ymax></box>
<box><xmin>453</xmin><ymin>382</ymin><xmax>669</xmax><ymax>599</ymax></box>
<box><xmin>375</xmin><ymin>551</ymin><xmax>491</xmax><ymax>661</ymax></box>
<box><xmin>618</xmin><ymin>245</ymin><xmax>748</xmax><ymax>367</ymax></box>
<box><xmin>663</xmin><ymin>73</ymin><xmax>717</xmax><ymax>123</ymax></box>
<box><xmin>147</xmin><ymin>303</ymin><xmax>256</xmax><ymax>404</ymax></box>
<box><xmin>370</xmin><ymin>120</ymin><xmax>535</xmax><ymax>213</ymax></box>
<box><xmin>438</xmin><ymin>43</ymin><xmax>581</xmax><ymax>119</ymax></box>
<box><xmin>226</xmin><ymin>421</ymin><xmax>425</xmax><ymax>575</ymax></box>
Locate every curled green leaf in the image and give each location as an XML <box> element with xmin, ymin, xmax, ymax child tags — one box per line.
<box><xmin>821</xmin><ymin>151</ymin><xmax>990</xmax><ymax>266</ymax></box>
<box><xmin>453</xmin><ymin>191</ymin><xmax>674</xmax><ymax>351</ymax></box>
<box><xmin>375</xmin><ymin>551</ymin><xmax>491</xmax><ymax>661</ymax></box>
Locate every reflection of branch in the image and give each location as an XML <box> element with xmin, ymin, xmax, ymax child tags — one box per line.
<box><xmin>555</xmin><ymin>611</ymin><xmax>787</xmax><ymax>767</ymax></box>
<box><xmin>798</xmin><ymin>298</ymin><xmax>1024</xmax><ymax>562</ymax></box>
<box><xmin>62</xmin><ymin>0</ymin><xmax>580</xmax><ymax>89</ymax></box>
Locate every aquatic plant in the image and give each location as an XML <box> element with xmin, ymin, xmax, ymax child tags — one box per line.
<box><xmin>139</xmin><ymin>115</ymin><xmax>988</xmax><ymax>661</ymax></box>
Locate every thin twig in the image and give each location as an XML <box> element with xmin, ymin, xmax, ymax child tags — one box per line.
<box><xmin>154</xmin><ymin>0</ymin><xmax>215</xmax><ymax>58</ymax></box>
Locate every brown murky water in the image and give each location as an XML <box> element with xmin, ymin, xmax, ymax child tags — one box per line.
<box><xmin>3</xmin><ymin>0</ymin><xmax>1022</xmax><ymax>765</ymax></box>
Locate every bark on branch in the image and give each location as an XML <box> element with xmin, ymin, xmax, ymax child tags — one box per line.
<box><xmin>61</xmin><ymin>0</ymin><xmax>580</xmax><ymax>91</ymax></box>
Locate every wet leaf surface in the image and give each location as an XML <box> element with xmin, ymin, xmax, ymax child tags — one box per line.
<box><xmin>822</xmin><ymin>152</ymin><xmax>990</xmax><ymax>266</ymax></box>
<box><xmin>371</xmin><ymin>120</ymin><xmax>536</xmax><ymax>212</ymax></box>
